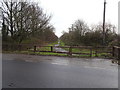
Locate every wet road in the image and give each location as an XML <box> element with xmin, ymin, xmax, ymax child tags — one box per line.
<box><xmin>54</xmin><ymin>43</ymin><xmax>68</xmax><ymax>52</ymax></box>
<box><xmin>2</xmin><ymin>54</ymin><xmax>118</xmax><ymax>88</ymax></box>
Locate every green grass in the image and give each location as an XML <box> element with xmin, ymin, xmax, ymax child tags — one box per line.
<box><xmin>29</xmin><ymin>41</ymin><xmax>58</xmax><ymax>51</ymax></box>
<box><xmin>59</xmin><ymin>41</ymin><xmax>65</xmax><ymax>46</ymax></box>
<box><xmin>58</xmin><ymin>41</ymin><xmax>112</xmax><ymax>58</ymax></box>
<box><xmin>2</xmin><ymin>41</ymin><xmax>112</xmax><ymax>58</ymax></box>
<box><xmin>72</xmin><ymin>48</ymin><xmax>90</xmax><ymax>53</ymax></box>
<box><xmin>37</xmin><ymin>46</ymin><xmax>51</xmax><ymax>51</ymax></box>
<box><xmin>36</xmin><ymin>52</ymin><xmax>68</xmax><ymax>56</ymax></box>
<box><xmin>35</xmin><ymin>41</ymin><xmax>58</xmax><ymax>51</ymax></box>
<box><xmin>3</xmin><ymin>49</ymin><xmax>112</xmax><ymax>58</ymax></box>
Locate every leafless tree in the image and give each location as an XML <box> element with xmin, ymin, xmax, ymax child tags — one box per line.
<box><xmin>1</xmin><ymin>0</ymin><xmax>57</xmax><ymax>44</ymax></box>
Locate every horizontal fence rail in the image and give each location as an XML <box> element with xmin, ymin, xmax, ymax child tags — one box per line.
<box><xmin>33</xmin><ymin>45</ymin><xmax>112</xmax><ymax>57</ymax></box>
<box><xmin>2</xmin><ymin>44</ymin><xmax>119</xmax><ymax>58</ymax></box>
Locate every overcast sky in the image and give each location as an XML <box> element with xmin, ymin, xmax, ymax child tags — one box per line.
<box><xmin>3</xmin><ymin>0</ymin><xmax>119</xmax><ymax>37</ymax></box>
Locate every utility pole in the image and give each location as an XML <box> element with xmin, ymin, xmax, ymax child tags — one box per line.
<box><xmin>103</xmin><ymin>0</ymin><xmax>106</xmax><ymax>46</ymax></box>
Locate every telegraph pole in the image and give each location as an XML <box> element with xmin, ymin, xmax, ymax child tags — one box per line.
<box><xmin>103</xmin><ymin>0</ymin><xmax>106</xmax><ymax>46</ymax></box>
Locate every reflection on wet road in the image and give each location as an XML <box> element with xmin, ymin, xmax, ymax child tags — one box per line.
<box><xmin>3</xmin><ymin>54</ymin><xmax>118</xmax><ymax>70</ymax></box>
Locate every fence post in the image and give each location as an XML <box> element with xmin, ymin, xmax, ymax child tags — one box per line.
<box><xmin>34</xmin><ymin>46</ymin><xmax>36</xmax><ymax>53</ymax></box>
<box><xmin>117</xmin><ymin>47</ymin><xmax>120</xmax><ymax>65</ymax></box>
<box><xmin>5</xmin><ymin>44</ymin><xmax>8</xmax><ymax>51</ymax></box>
<box><xmin>118</xmin><ymin>47</ymin><xmax>120</xmax><ymax>60</ymax></box>
<box><xmin>90</xmin><ymin>48</ymin><xmax>92</xmax><ymax>57</ymax></box>
<box><xmin>11</xmin><ymin>44</ymin><xmax>13</xmax><ymax>52</ymax></box>
<box><xmin>19</xmin><ymin>44</ymin><xmax>21</xmax><ymax>51</ymax></box>
<box><xmin>68</xmin><ymin>46</ymin><xmax>72</xmax><ymax>56</ymax></box>
<box><xmin>95</xmin><ymin>47</ymin><xmax>98</xmax><ymax>57</ymax></box>
<box><xmin>51</xmin><ymin>46</ymin><xmax>53</xmax><ymax>52</ymax></box>
<box><xmin>112</xmin><ymin>46</ymin><xmax>115</xmax><ymax>57</ymax></box>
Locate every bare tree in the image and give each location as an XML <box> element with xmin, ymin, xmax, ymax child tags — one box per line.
<box><xmin>1</xmin><ymin>0</ymin><xmax>57</xmax><ymax>44</ymax></box>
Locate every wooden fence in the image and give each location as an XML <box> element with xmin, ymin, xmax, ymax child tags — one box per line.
<box><xmin>3</xmin><ymin>44</ymin><xmax>119</xmax><ymax>58</ymax></box>
<box><xmin>33</xmin><ymin>45</ymin><xmax>112</xmax><ymax>57</ymax></box>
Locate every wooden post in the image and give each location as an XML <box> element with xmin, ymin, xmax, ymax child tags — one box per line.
<box><xmin>51</xmin><ymin>46</ymin><xmax>53</xmax><ymax>52</ymax></box>
<box><xmin>5</xmin><ymin>44</ymin><xmax>8</xmax><ymax>51</ymax></box>
<box><xmin>68</xmin><ymin>46</ymin><xmax>72</xmax><ymax>56</ymax></box>
<box><xmin>95</xmin><ymin>47</ymin><xmax>98</xmax><ymax>57</ymax></box>
<box><xmin>11</xmin><ymin>44</ymin><xmax>13</xmax><ymax>52</ymax></box>
<box><xmin>34</xmin><ymin>46</ymin><xmax>36</xmax><ymax>53</ymax></box>
<box><xmin>19</xmin><ymin>45</ymin><xmax>21</xmax><ymax>51</ymax></box>
<box><xmin>118</xmin><ymin>47</ymin><xmax>120</xmax><ymax>60</ymax></box>
<box><xmin>112</xmin><ymin>46</ymin><xmax>115</xmax><ymax>57</ymax></box>
<box><xmin>90</xmin><ymin>48</ymin><xmax>92</xmax><ymax>57</ymax></box>
<box><xmin>117</xmin><ymin>47</ymin><xmax>120</xmax><ymax>65</ymax></box>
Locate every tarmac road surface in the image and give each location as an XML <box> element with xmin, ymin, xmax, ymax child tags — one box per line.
<box><xmin>2</xmin><ymin>54</ymin><xmax>118</xmax><ymax>88</ymax></box>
